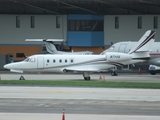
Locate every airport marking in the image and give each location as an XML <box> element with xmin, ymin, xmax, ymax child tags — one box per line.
<box><xmin>29</xmin><ymin>92</ymin><xmax>74</xmax><ymax>94</ymax></box>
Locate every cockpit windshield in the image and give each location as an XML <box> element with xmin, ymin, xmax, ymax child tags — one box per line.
<box><xmin>108</xmin><ymin>46</ymin><xmax>115</xmax><ymax>50</ymax></box>
<box><xmin>24</xmin><ymin>58</ymin><xmax>30</xmax><ymax>62</ymax></box>
<box><xmin>100</xmin><ymin>46</ymin><xmax>115</xmax><ymax>55</ymax></box>
<box><xmin>24</xmin><ymin>57</ymin><xmax>35</xmax><ymax>62</ymax></box>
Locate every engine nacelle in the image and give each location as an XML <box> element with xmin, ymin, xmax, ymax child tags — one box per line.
<box><xmin>105</xmin><ymin>52</ymin><xmax>132</xmax><ymax>62</ymax></box>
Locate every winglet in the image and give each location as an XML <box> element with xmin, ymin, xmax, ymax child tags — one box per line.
<box><xmin>129</xmin><ymin>30</ymin><xmax>156</xmax><ymax>54</ymax></box>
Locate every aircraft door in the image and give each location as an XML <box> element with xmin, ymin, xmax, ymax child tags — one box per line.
<box><xmin>118</xmin><ymin>44</ymin><xmax>127</xmax><ymax>53</ymax></box>
<box><xmin>37</xmin><ymin>57</ymin><xmax>44</xmax><ymax>69</ymax></box>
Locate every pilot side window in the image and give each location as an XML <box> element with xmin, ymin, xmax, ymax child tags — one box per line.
<box><xmin>30</xmin><ymin>58</ymin><xmax>35</xmax><ymax>62</ymax></box>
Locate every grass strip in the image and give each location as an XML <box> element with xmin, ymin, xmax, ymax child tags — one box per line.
<box><xmin>0</xmin><ymin>80</ymin><xmax>160</xmax><ymax>89</ymax></box>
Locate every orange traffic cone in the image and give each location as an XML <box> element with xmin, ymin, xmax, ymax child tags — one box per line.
<box><xmin>99</xmin><ymin>73</ymin><xmax>102</xmax><ymax>79</ymax></box>
<box><xmin>62</xmin><ymin>109</ymin><xmax>65</xmax><ymax>120</ymax></box>
<box><xmin>102</xmin><ymin>75</ymin><xmax>106</xmax><ymax>82</ymax></box>
<box><xmin>138</xmin><ymin>68</ymin><xmax>141</xmax><ymax>74</ymax></box>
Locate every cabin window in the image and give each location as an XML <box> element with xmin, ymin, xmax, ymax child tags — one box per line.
<box><xmin>47</xmin><ymin>59</ymin><xmax>49</xmax><ymax>63</ymax></box>
<box><xmin>59</xmin><ymin>59</ymin><xmax>62</xmax><ymax>63</ymax></box>
<box><xmin>71</xmin><ymin>59</ymin><xmax>73</xmax><ymax>63</ymax></box>
<box><xmin>65</xmin><ymin>59</ymin><xmax>67</xmax><ymax>63</ymax></box>
<box><xmin>53</xmin><ymin>59</ymin><xmax>56</xmax><ymax>63</ymax></box>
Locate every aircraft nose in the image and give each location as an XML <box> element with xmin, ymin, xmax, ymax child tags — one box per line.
<box><xmin>3</xmin><ymin>64</ymin><xmax>12</xmax><ymax>69</ymax></box>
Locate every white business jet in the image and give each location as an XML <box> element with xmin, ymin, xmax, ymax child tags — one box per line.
<box><xmin>102</xmin><ymin>35</ymin><xmax>160</xmax><ymax>75</ymax></box>
<box><xmin>25</xmin><ymin>39</ymin><xmax>93</xmax><ymax>55</ymax></box>
<box><xmin>4</xmin><ymin>30</ymin><xmax>156</xmax><ymax>80</ymax></box>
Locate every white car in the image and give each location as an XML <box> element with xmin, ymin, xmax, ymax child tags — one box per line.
<box><xmin>149</xmin><ymin>65</ymin><xmax>160</xmax><ymax>75</ymax></box>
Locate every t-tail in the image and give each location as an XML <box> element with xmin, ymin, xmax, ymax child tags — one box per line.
<box><xmin>128</xmin><ymin>30</ymin><xmax>156</xmax><ymax>60</ymax></box>
<box><xmin>43</xmin><ymin>40</ymin><xmax>58</xmax><ymax>54</ymax></box>
<box><xmin>25</xmin><ymin>39</ymin><xmax>64</xmax><ymax>54</ymax></box>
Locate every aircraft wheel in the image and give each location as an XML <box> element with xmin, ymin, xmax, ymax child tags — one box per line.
<box><xmin>19</xmin><ymin>76</ymin><xmax>25</xmax><ymax>80</ymax></box>
<box><xmin>111</xmin><ymin>71</ymin><xmax>118</xmax><ymax>76</ymax></box>
<box><xmin>84</xmin><ymin>77</ymin><xmax>90</xmax><ymax>81</ymax></box>
<box><xmin>150</xmin><ymin>72</ymin><xmax>156</xmax><ymax>75</ymax></box>
<box><xmin>63</xmin><ymin>69</ymin><xmax>67</xmax><ymax>73</ymax></box>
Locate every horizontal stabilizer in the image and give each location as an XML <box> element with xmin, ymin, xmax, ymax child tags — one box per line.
<box><xmin>25</xmin><ymin>39</ymin><xmax>64</xmax><ymax>42</ymax></box>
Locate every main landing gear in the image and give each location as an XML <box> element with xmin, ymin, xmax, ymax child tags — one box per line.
<box><xmin>19</xmin><ymin>74</ymin><xmax>25</xmax><ymax>80</ymax></box>
<box><xmin>111</xmin><ymin>70</ymin><xmax>118</xmax><ymax>76</ymax></box>
<box><xmin>83</xmin><ymin>72</ymin><xmax>90</xmax><ymax>80</ymax></box>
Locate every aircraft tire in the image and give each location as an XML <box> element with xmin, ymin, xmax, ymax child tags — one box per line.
<box><xmin>111</xmin><ymin>72</ymin><xmax>118</xmax><ymax>76</ymax></box>
<box><xmin>19</xmin><ymin>76</ymin><xmax>25</xmax><ymax>80</ymax></box>
<box><xmin>150</xmin><ymin>72</ymin><xmax>156</xmax><ymax>75</ymax></box>
<box><xmin>84</xmin><ymin>77</ymin><xmax>90</xmax><ymax>81</ymax></box>
<box><xmin>63</xmin><ymin>69</ymin><xmax>67</xmax><ymax>73</ymax></box>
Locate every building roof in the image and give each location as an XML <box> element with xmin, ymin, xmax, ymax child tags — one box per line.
<box><xmin>0</xmin><ymin>0</ymin><xmax>160</xmax><ymax>15</ymax></box>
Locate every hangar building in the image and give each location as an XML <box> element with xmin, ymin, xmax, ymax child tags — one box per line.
<box><xmin>0</xmin><ymin>0</ymin><xmax>160</xmax><ymax>71</ymax></box>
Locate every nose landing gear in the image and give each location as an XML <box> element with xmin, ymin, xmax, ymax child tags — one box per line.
<box><xmin>19</xmin><ymin>74</ymin><xmax>25</xmax><ymax>80</ymax></box>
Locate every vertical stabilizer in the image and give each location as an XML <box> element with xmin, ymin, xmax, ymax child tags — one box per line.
<box><xmin>43</xmin><ymin>40</ymin><xmax>58</xmax><ymax>54</ymax></box>
<box><xmin>129</xmin><ymin>30</ymin><xmax>156</xmax><ymax>54</ymax></box>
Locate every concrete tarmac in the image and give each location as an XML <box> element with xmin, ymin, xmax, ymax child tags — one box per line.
<box><xmin>0</xmin><ymin>86</ymin><xmax>160</xmax><ymax>120</ymax></box>
<box><xmin>0</xmin><ymin>73</ymin><xmax>160</xmax><ymax>120</ymax></box>
<box><xmin>1</xmin><ymin>72</ymin><xmax>160</xmax><ymax>82</ymax></box>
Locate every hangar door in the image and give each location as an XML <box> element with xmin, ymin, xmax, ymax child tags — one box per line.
<box><xmin>37</xmin><ymin>57</ymin><xmax>44</xmax><ymax>69</ymax></box>
<box><xmin>118</xmin><ymin>44</ymin><xmax>127</xmax><ymax>53</ymax></box>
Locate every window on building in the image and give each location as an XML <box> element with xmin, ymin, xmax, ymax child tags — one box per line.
<box><xmin>81</xmin><ymin>20</ymin><xmax>86</xmax><ymax>31</ymax></box>
<box><xmin>138</xmin><ymin>16</ymin><xmax>142</xmax><ymax>29</ymax></box>
<box><xmin>56</xmin><ymin>16</ymin><xmax>60</xmax><ymax>28</ymax></box>
<box><xmin>16</xmin><ymin>53</ymin><xmax>25</xmax><ymax>58</ymax></box>
<box><xmin>153</xmin><ymin>16</ymin><xmax>158</xmax><ymax>29</ymax></box>
<box><xmin>31</xmin><ymin>16</ymin><xmax>35</xmax><ymax>28</ymax></box>
<box><xmin>16</xmin><ymin>16</ymin><xmax>20</xmax><ymax>28</ymax></box>
<box><xmin>86</xmin><ymin>20</ymin><xmax>92</xmax><ymax>31</ymax></box>
<box><xmin>115</xmin><ymin>17</ymin><xmax>119</xmax><ymax>29</ymax></box>
<box><xmin>76</xmin><ymin>20</ymin><xmax>81</xmax><ymax>31</ymax></box>
<box><xmin>68</xmin><ymin>20</ymin><xmax>76</xmax><ymax>31</ymax></box>
<box><xmin>68</xmin><ymin>20</ymin><xmax>103</xmax><ymax>31</ymax></box>
<box><xmin>92</xmin><ymin>20</ymin><xmax>104</xmax><ymax>31</ymax></box>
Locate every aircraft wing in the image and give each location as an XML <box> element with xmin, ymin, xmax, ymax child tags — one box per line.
<box><xmin>64</xmin><ymin>66</ymin><xmax>109</xmax><ymax>72</ymax></box>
